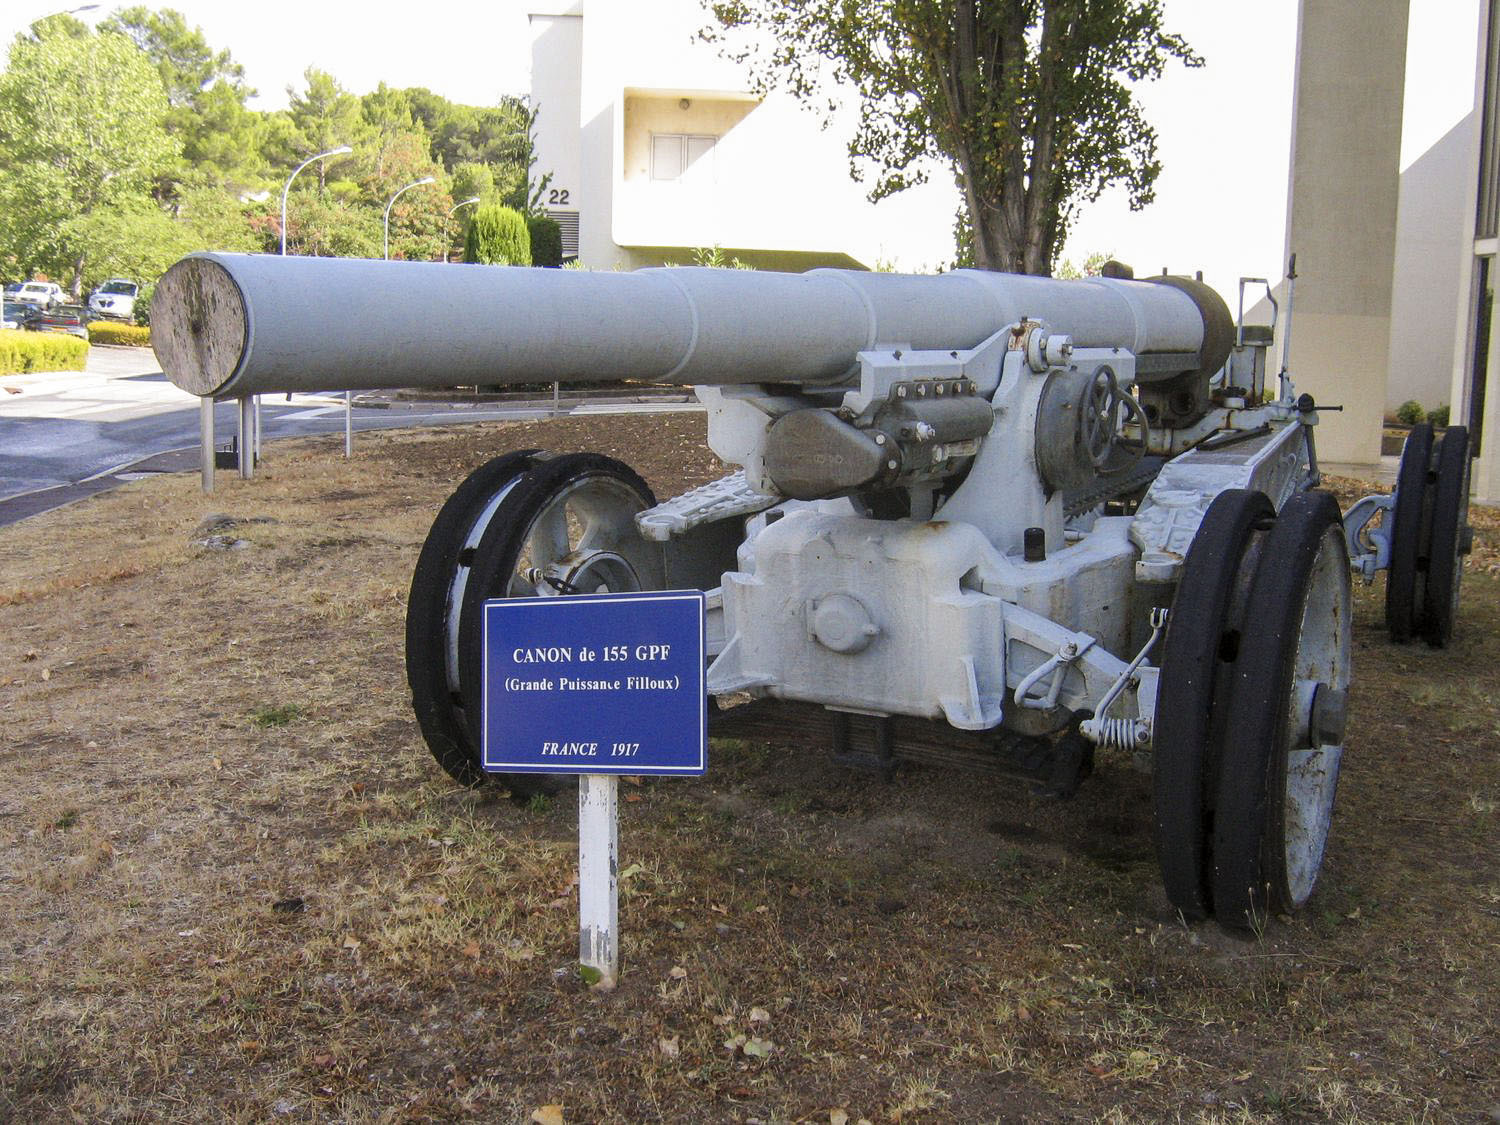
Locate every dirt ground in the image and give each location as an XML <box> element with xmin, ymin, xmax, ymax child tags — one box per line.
<box><xmin>1</xmin><ymin>414</ymin><xmax>1497</xmax><ymax>1124</ymax></box>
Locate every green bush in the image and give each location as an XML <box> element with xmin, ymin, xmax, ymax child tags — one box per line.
<box><xmin>0</xmin><ymin>332</ymin><xmax>89</xmax><ymax>375</ymax></box>
<box><xmin>133</xmin><ymin>283</ymin><xmax>153</xmax><ymax>327</ymax></box>
<box><xmin>1395</xmin><ymin>400</ymin><xmax>1425</xmax><ymax>426</ymax></box>
<box><xmin>89</xmin><ymin>321</ymin><xmax>151</xmax><ymax>346</ymax></box>
<box><xmin>1428</xmin><ymin>404</ymin><xmax>1451</xmax><ymax>428</ymax></box>
<box><xmin>527</xmin><ymin>214</ymin><xmax>563</xmax><ymax>268</ymax></box>
<box><xmin>464</xmin><ymin>204</ymin><xmax>531</xmax><ymax>266</ymax></box>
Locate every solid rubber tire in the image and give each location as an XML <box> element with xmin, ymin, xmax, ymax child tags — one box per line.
<box><xmin>1153</xmin><ymin>488</ymin><xmax>1275</xmax><ymax>921</ymax></box>
<box><xmin>1420</xmin><ymin>426</ymin><xmax>1470</xmax><ymax>648</ymax></box>
<box><xmin>458</xmin><ymin>453</ymin><xmax>656</xmax><ymax>796</ymax></box>
<box><xmin>1386</xmin><ymin>424</ymin><xmax>1433</xmax><ymax>643</ymax></box>
<box><xmin>1211</xmin><ymin>490</ymin><xmax>1347</xmax><ymax>934</ymax></box>
<box><xmin>406</xmin><ymin>450</ymin><xmax>543</xmax><ymax>786</ymax></box>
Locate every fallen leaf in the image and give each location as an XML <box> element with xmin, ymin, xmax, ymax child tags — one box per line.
<box><xmin>40</xmin><ymin>667</ymin><xmax>51</xmax><ymax>681</ymax></box>
<box><xmin>722</xmin><ymin>1033</ymin><xmax>746</xmax><ymax>1053</ymax></box>
<box><xmin>658</xmin><ymin>1035</ymin><xmax>680</xmax><ymax>1058</ymax></box>
<box><xmin>342</xmin><ymin>935</ymin><xmax>361</xmax><ymax>951</ymax></box>
<box><xmin>830</xmin><ymin>1111</ymin><xmax>849</xmax><ymax>1125</ymax></box>
<box><xmin>313</xmin><ymin>1053</ymin><xmax>335</xmax><ymax>1069</ymax></box>
<box><xmin>462</xmin><ymin>940</ymin><xmax>481</xmax><ymax>959</ymax></box>
<box><xmin>743</xmin><ymin>1036</ymin><xmax>773</xmax><ymax>1059</ymax></box>
<box><xmin>212</xmin><ymin>756</ymin><xmax>223</xmax><ymax>771</ymax></box>
<box><xmin>238</xmin><ymin>1040</ymin><xmax>261</xmax><ymax>1052</ymax></box>
<box><xmin>619</xmin><ymin>863</ymin><xmax>645</xmax><ymax>880</ymax></box>
<box><xmin>531</xmin><ymin>1107</ymin><xmax>564</xmax><ymax>1125</ymax></box>
<box><xmin>749</xmin><ymin>1007</ymin><xmax>771</xmax><ymax>1023</ymax></box>
<box><xmin>578</xmin><ymin>965</ymin><xmax>603</xmax><ymax>986</ymax></box>
<box><xmin>625</xmin><ymin>793</ymin><xmax>643</xmax><ymax>803</ymax></box>
<box><xmin>668</xmin><ymin>965</ymin><xmax>687</xmax><ymax>979</ymax></box>
<box><xmin>712</xmin><ymin>1014</ymin><xmax>734</xmax><ymax>1027</ymax></box>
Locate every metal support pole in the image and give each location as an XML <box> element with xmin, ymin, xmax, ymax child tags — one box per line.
<box><xmin>578</xmin><ymin>774</ymin><xmax>618</xmax><ymax>988</ymax></box>
<box><xmin>199</xmin><ymin>396</ymin><xmax>214</xmax><ymax>494</ymax></box>
<box><xmin>253</xmin><ymin>394</ymin><xmax>262</xmax><ymax>460</ymax></box>
<box><xmin>237</xmin><ymin>396</ymin><xmax>254</xmax><ymax>479</ymax></box>
<box><xmin>344</xmin><ymin>390</ymin><xmax>352</xmax><ymax>458</ymax></box>
<box><xmin>552</xmin><ymin>380</ymin><xmax>561</xmax><ymax>416</ymax></box>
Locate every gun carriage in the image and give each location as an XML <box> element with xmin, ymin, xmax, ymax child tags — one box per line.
<box><xmin>152</xmin><ymin>253</ymin><xmax>1473</xmax><ymax>933</ymax></box>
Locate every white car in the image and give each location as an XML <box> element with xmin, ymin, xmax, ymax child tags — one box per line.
<box><xmin>88</xmin><ymin>279</ymin><xmax>138</xmax><ymax>320</ymax></box>
<box><xmin>14</xmin><ymin>281</ymin><xmax>63</xmax><ymax>309</ymax></box>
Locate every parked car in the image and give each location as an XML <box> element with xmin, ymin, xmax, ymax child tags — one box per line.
<box><xmin>22</xmin><ymin>304</ymin><xmax>89</xmax><ymax>340</ymax></box>
<box><xmin>13</xmin><ymin>281</ymin><xmax>63</xmax><ymax>309</ymax></box>
<box><xmin>88</xmin><ymin>279</ymin><xmax>138</xmax><ymax>321</ymax></box>
<box><xmin>2</xmin><ymin>301</ymin><xmax>30</xmax><ymax>329</ymax></box>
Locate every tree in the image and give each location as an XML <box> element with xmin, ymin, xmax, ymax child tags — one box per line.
<box><xmin>0</xmin><ymin>26</ymin><xmax>179</xmax><ymax>294</ymax></box>
<box><xmin>100</xmin><ymin>7</ymin><xmax>264</xmax><ymax>189</ymax></box>
<box><xmin>281</xmin><ymin>68</ymin><xmax>367</xmax><ymax>191</ymax></box>
<box><xmin>704</xmin><ymin>1</ymin><xmax>1199</xmax><ymax>275</ymax></box>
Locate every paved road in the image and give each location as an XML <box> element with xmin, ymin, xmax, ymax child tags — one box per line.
<box><xmin>0</xmin><ymin>346</ymin><xmax>704</xmax><ymax>526</ymax></box>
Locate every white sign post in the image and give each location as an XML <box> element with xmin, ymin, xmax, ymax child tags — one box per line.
<box><xmin>481</xmin><ymin>590</ymin><xmax>707</xmax><ymax>987</ymax></box>
<box><xmin>577</xmin><ymin>774</ymin><xmax>619</xmax><ymax>987</ymax></box>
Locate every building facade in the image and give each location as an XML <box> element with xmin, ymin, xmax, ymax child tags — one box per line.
<box><xmin>1447</xmin><ymin>0</ymin><xmax>1500</xmax><ymax>503</ymax></box>
<box><xmin>528</xmin><ymin>0</ymin><xmax>884</xmax><ymax>272</ymax></box>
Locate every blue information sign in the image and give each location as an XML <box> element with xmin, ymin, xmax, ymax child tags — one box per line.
<box><xmin>481</xmin><ymin>590</ymin><xmax>707</xmax><ymax>776</ymax></box>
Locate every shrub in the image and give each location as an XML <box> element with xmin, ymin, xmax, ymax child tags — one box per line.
<box><xmin>133</xmin><ymin>283</ymin><xmax>153</xmax><ymax>326</ymax></box>
<box><xmin>527</xmin><ymin>214</ymin><xmax>563</xmax><ymax>268</ymax></box>
<box><xmin>1427</xmin><ymin>404</ymin><xmax>1451</xmax><ymax>428</ymax></box>
<box><xmin>1395</xmin><ymin>400</ymin><xmax>1425</xmax><ymax>426</ymax></box>
<box><xmin>464</xmin><ymin>204</ymin><xmax>530</xmax><ymax>266</ymax></box>
<box><xmin>89</xmin><ymin>321</ymin><xmax>151</xmax><ymax>347</ymax></box>
<box><xmin>0</xmin><ymin>332</ymin><xmax>89</xmax><ymax>375</ymax></box>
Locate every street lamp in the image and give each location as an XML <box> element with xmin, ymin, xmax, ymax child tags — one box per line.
<box><xmin>384</xmin><ymin>176</ymin><xmax>436</xmax><ymax>260</ymax></box>
<box><xmin>280</xmin><ymin>145</ymin><xmax>351</xmax><ymax>256</ymax></box>
<box><xmin>444</xmin><ymin>196</ymin><xmax>480</xmax><ymax>262</ymax></box>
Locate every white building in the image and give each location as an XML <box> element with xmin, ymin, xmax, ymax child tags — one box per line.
<box><xmin>528</xmin><ymin>0</ymin><xmax>888</xmax><ymax>272</ymax></box>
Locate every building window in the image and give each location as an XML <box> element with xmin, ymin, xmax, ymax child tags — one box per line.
<box><xmin>650</xmin><ymin>133</ymin><xmax>716</xmax><ymax>184</ymax></box>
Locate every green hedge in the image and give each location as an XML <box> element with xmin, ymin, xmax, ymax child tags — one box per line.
<box><xmin>0</xmin><ymin>332</ymin><xmax>89</xmax><ymax>375</ymax></box>
<box><xmin>527</xmin><ymin>214</ymin><xmax>563</xmax><ymax>268</ymax></box>
<box><xmin>464</xmin><ymin>204</ymin><xmax>531</xmax><ymax>266</ymax></box>
<box><xmin>89</xmin><ymin>321</ymin><xmax>152</xmax><ymax>347</ymax></box>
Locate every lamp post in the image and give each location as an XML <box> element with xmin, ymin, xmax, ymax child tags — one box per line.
<box><xmin>280</xmin><ymin>145</ymin><xmax>351</xmax><ymax>256</ymax></box>
<box><xmin>384</xmin><ymin>176</ymin><xmax>436</xmax><ymax>260</ymax></box>
<box><xmin>444</xmin><ymin>196</ymin><xmax>480</xmax><ymax>262</ymax></box>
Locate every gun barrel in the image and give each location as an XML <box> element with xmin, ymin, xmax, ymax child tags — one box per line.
<box><xmin>152</xmin><ymin>253</ymin><xmax>1218</xmax><ymax>399</ymax></box>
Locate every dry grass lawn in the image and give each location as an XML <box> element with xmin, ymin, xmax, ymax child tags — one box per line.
<box><xmin>1</xmin><ymin>415</ymin><xmax>1497</xmax><ymax>1123</ymax></box>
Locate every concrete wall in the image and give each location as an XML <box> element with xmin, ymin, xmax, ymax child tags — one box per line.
<box><xmin>1386</xmin><ymin>114</ymin><xmax>1472</xmax><ymax>416</ymax></box>
<box><xmin>1284</xmin><ymin>0</ymin><xmax>1409</xmax><ymax>465</ymax></box>
<box><xmin>529</xmin><ymin>9</ymin><xmax>583</xmax><ymax>234</ymax></box>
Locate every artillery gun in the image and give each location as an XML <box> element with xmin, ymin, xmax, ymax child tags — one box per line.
<box><xmin>152</xmin><ymin>253</ymin><xmax>1472</xmax><ymax>933</ymax></box>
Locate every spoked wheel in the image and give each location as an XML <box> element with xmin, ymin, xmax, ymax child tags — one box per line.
<box><xmin>1385</xmin><ymin>423</ymin><xmax>1433</xmax><ymax>643</ymax></box>
<box><xmin>1212</xmin><ymin>491</ymin><xmax>1352</xmax><ymax>933</ymax></box>
<box><xmin>1419</xmin><ymin>426</ymin><xmax>1471</xmax><ymax>648</ymax></box>
<box><xmin>456</xmin><ymin>453</ymin><xmax>664</xmax><ymax>794</ymax></box>
<box><xmin>1154</xmin><ymin>489</ymin><xmax>1274</xmax><ymax>920</ymax></box>
<box><xmin>406</xmin><ymin>450</ymin><xmax>543</xmax><ymax>786</ymax></box>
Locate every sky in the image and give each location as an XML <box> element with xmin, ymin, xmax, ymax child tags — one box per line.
<box><xmin>1</xmin><ymin>0</ymin><xmax>1484</xmax><ymax>296</ymax></box>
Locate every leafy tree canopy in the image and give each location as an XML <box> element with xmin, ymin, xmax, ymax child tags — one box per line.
<box><xmin>0</xmin><ymin>24</ymin><xmax>179</xmax><ymax>292</ymax></box>
<box><xmin>705</xmin><ymin>0</ymin><xmax>1199</xmax><ymax>275</ymax></box>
